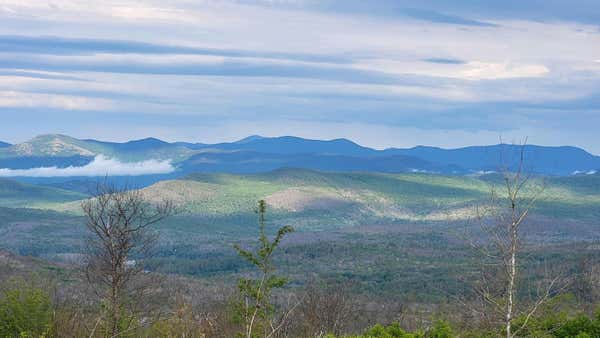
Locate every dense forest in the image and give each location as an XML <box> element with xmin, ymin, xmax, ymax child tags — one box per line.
<box><xmin>2</xmin><ymin>161</ymin><xmax>600</xmax><ymax>338</ymax></box>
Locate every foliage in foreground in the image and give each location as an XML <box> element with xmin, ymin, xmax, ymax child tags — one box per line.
<box><xmin>0</xmin><ymin>278</ymin><xmax>53</xmax><ymax>338</ymax></box>
<box><xmin>332</xmin><ymin>320</ymin><xmax>452</xmax><ymax>338</ymax></box>
<box><xmin>326</xmin><ymin>310</ymin><xmax>600</xmax><ymax>338</ymax></box>
<box><xmin>4</xmin><ymin>274</ymin><xmax>600</xmax><ymax>337</ymax></box>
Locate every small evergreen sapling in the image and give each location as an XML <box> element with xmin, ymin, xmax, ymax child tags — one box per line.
<box><xmin>234</xmin><ymin>200</ymin><xmax>295</xmax><ymax>338</ymax></box>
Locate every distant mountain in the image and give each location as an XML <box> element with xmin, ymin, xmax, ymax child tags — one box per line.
<box><xmin>0</xmin><ymin>134</ymin><xmax>194</xmax><ymax>163</ymax></box>
<box><xmin>1</xmin><ymin>134</ymin><xmax>599</xmax><ymax>177</ymax></box>
<box><xmin>177</xmin><ymin>138</ymin><xmax>600</xmax><ymax>176</ymax></box>
<box><xmin>172</xmin><ymin>141</ymin><xmax>207</xmax><ymax>150</ymax></box>
<box><xmin>82</xmin><ymin>137</ymin><xmax>194</xmax><ymax>162</ymax></box>
<box><xmin>0</xmin><ymin>141</ymin><xmax>10</xmax><ymax>148</ymax></box>
<box><xmin>0</xmin><ymin>134</ymin><xmax>98</xmax><ymax>157</ymax></box>
<box><xmin>207</xmin><ymin>136</ymin><xmax>376</xmax><ymax>156</ymax></box>
<box><xmin>179</xmin><ymin>150</ymin><xmax>456</xmax><ymax>174</ymax></box>
<box><xmin>383</xmin><ymin>144</ymin><xmax>600</xmax><ymax>176</ymax></box>
<box><xmin>234</xmin><ymin>135</ymin><xmax>266</xmax><ymax>144</ymax></box>
<box><xmin>0</xmin><ymin>155</ymin><xmax>92</xmax><ymax>170</ymax></box>
<box><xmin>84</xmin><ymin>137</ymin><xmax>169</xmax><ymax>151</ymax></box>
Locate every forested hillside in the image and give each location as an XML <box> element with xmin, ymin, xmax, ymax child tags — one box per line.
<box><xmin>1</xmin><ymin>144</ymin><xmax>600</xmax><ymax>337</ymax></box>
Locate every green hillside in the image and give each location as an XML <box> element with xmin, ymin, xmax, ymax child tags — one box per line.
<box><xmin>139</xmin><ymin>170</ymin><xmax>600</xmax><ymax>222</ymax></box>
<box><xmin>1</xmin><ymin>169</ymin><xmax>599</xmax><ymax>299</ymax></box>
<box><xmin>172</xmin><ymin>170</ymin><xmax>486</xmax><ymax>221</ymax></box>
<box><xmin>41</xmin><ymin>169</ymin><xmax>600</xmax><ymax>228</ymax></box>
<box><xmin>0</xmin><ymin>178</ymin><xmax>86</xmax><ymax>209</ymax></box>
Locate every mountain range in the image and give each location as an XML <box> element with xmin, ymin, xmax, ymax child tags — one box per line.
<box><xmin>1</xmin><ymin>134</ymin><xmax>599</xmax><ymax>178</ymax></box>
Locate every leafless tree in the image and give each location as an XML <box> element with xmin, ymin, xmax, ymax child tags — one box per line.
<box><xmin>299</xmin><ymin>280</ymin><xmax>356</xmax><ymax>337</ymax></box>
<box><xmin>466</xmin><ymin>143</ymin><xmax>565</xmax><ymax>338</ymax></box>
<box><xmin>82</xmin><ymin>181</ymin><xmax>175</xmax><ymax>337</ymax></box>
<box><xmin>572</xmin><ymin>256</ymin><xmax>600</xmax><ymax>308</ymax></box>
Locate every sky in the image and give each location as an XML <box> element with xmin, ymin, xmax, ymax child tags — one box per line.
<box><xmin>1</xmin><ymin>0</ymin><xmax>600</xmax><ymax>153</ymax></box>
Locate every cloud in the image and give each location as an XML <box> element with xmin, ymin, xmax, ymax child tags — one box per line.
<box><xmin>1</xmin><ymin>0</ymin><xmax>600</xmax><ymax>153</ymax></box>
<box><xmin>422</xmin><ymin>58</ymin><xmax>466</xmax><ymax>65</ymax></box>
<box><xmin>572</xmin><ymin>170</ymin><xmax>598</xmax><ymax>175</ymax></box>
<box><xmin>0</xmin><ymin>52</ymin><xmax>421</xmax><ymax>86</ymax></box>
<box><xmin>402</xmin><ymin>8</ymin><xmax>497</xmax><ymax>27</ymax></box>
<box><xmin>352</xmin><ymin>58</ymin><xmax>551</xmax><ymax>83</ymax></box>
<box><xmin>0</xmin><ymin>90</ymin><xmax>113</xmax><ymax>110</ymax></box>
<box><xmin>0</xmin><ymin>155</ymin><xmax>175</xmax><ymax>177</ymax></box>
<box><xmin>461</xmin><ymin>62</ymin><xmax>549</xmax><ymax>80</ymax></box>
<box><xmin>0</xmin><ymin>35</ymin><xmax>349</xmax><ymax>64</ymax></box>
<box><xmin>0</xmin><ymin>69</ymin><xmax>86</xmax><ymax>81</ymax></box>
<box><xmin>299</xmin><ymin>0</ymin><xmax>600</xmax><ymax>26</ymax></box>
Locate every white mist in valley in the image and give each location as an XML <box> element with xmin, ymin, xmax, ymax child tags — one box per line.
<box><xmin>0</xmin><ymin>155</ymin><xmax>175</xmax><ymax>177</ymax></box>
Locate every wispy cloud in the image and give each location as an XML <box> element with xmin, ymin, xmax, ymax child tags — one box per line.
<box><xmin>0</xmin><ymin>35</ymin><xmax>350</xmax><ymax>64</ymax></box>
<box><xmin>0</xmin><ymin>69</ymin><xmax>86</xmax><ymax>81</ymax></box>
<box><xmin>402</xmin><ymin>8</ymin><xmax>497</xmax><ymax>27</ymax></box>
<box><xmin>461</xmin><ymin>62</ymin><xmax>550</xmax><ymax>80</ymax></box>
<box><xmin>1</xmin><ymin>0</ymin><xmax>600</xmax><ymax>152</ymax></box>
<box><xmin>0</xmin><ymin>90</ymin><xmax>113</xmax><ymax>110</ymax></box>
<box><xmin>422</xmin><ymin>58</ymin><xmax>466</xmax><ymax>65</ymax></box>
<box><xmin>0</xmin><ymin>155</ymin><xmax>175</xmax><ymax>177</ymax></box>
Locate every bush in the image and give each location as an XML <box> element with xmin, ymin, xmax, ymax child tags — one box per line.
<box><xmin>427</xmin><ymin>320</ymin><xmax>453</xmax><ymax>338</ymax></box>
<box><xmin>509</xmin><ymin>300</ymin><xmax>600</xmax><ymax>338</ymax></box>
<box><xmin>0</xmin><ymin>279</ymin><xmax>53</xmax><ymax>337</ymax></box>
<box><xmin>358</xmin><ymin>322</ymin><xmax>423</xmax><ymax>338</ymax></box>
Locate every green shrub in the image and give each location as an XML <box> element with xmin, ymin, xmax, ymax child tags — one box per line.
<box><xmin>508</xmin><ymin>299</ymin><xmax>600</xmax><ymax>338</ymax></box>
<box><xmin>427</xmin><ymin>320</ymin><xmax>453</xmax><ymax>338</ymax></box>
<box><xmin>0</xmin><ymin>279</ymin><xmax>53</xmax><ymax>338</ymax></box>
<box><xmin>362</xmin><ymin>322</ymin><xmax>424</xmax><ymax>338</ymax></box>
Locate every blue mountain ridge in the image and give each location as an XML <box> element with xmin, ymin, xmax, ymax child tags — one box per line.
<box><xmin>1</xmin><ymin>134</ymin><xmax>599</xmax><ymax>177</ymax></box>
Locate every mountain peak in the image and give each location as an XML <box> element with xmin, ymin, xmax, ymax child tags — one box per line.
<box><xmin>30</xmin><ymin>134</ymin><xmax>76</xmax><ymax>142</ymax></box>
<box><xmin>329</xmin><ymin>137</ymin><xmax>362</xmax><ymax>145</ymax></box>
<box><xmin>235</xmin><ymin>135</ymin><xmax>266</xmax><ymax>144</ymax></box>
<box><xmin>219</xmin><ymin>135</ymin><xmax>375</xmax><ymax>156</ymax></box>
<box><xmin>125</xmin><ymin>137</ymin><xmax>169</xmax><ymax>146</ymax></box>
<box><xmin>7</xmin><ymin>134</ymin><xmax>95</xmax><ymax>157</ymax></box>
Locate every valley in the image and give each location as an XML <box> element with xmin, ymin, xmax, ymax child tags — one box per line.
<box><xmin>1</xmin><ymin>162</ymin><xmax>599</xmax><ymax>299</ymax></box>
<box><xmin>1</xmin><ymin>134</ymin><xmax>600</xmax><ymax>336</ymax></box>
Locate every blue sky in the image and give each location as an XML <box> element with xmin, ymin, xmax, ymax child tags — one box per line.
<box><xmin>1</xmin><ymin>0</ymin><xmax>600</xmax><ymax>153</ymax></box>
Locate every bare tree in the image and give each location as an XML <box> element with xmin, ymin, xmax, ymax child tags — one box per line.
<box><xmin>82</xmin><ymin>182</ymin><xmax>175</xmax><ymax>337</ymax></box>
<box><xmin>572</xmin><ymin>256</ymin><xmax>600</xmax><ymax>308</ymax></box>
<box><xmin>466</xmin><ymin>143</ymin><xmax>564</xmax><ymax>338</ymax></box>
<box><xmin>299</xmin><ymin>280</ymin><xmax>356</xmax><ymax>337</ymax></box>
